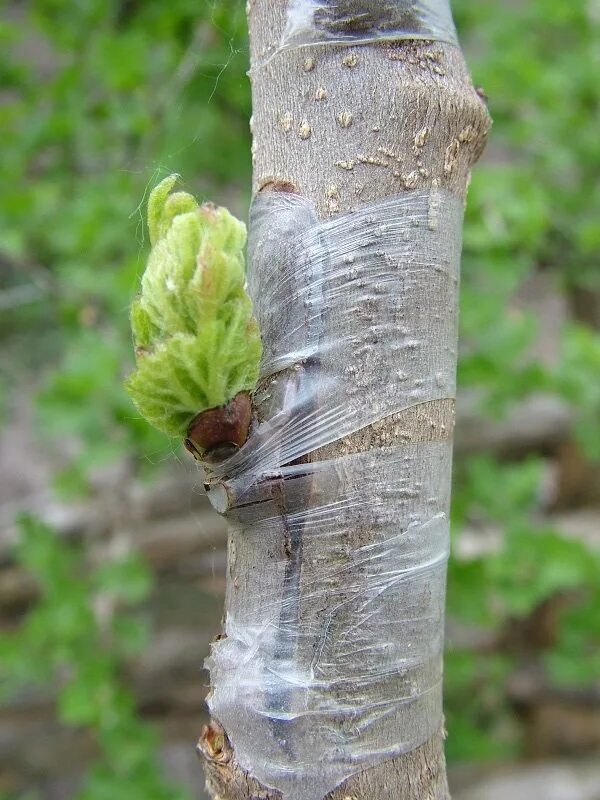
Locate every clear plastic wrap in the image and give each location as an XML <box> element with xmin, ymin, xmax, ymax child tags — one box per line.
<box><xmin>281</xmin><ymin>0</ymin><xmax>458</xmax><ymax>52</ymax></box>
<box><xmin>207</xmin><ymin>443</ymin><xmax>451</xmax><ymax>800</ymax></box>
<box><xmin>208</xmin><ymin>190</ymin><xmax>462</xmax><ymax>495</ymax></box>
<box><xmin>205</xmin><ymin>188</ymin><xmax>463</xmax><ymax>799</ymax></box>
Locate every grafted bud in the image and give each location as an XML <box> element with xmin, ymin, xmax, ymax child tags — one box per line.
<box><xmin>125</xmin><ymin>175</ymin><xmax>262</xmax><ymax>448</ymax></box>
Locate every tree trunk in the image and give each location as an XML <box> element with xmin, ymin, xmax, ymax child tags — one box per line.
<box><xmin>199</xmin><ymin>2</ymin><xmax>490</xmax><ymax>799</ymax></box>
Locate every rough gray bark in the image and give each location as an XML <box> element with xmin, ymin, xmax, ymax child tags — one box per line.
<box><xmin>199</xmin><ymin>2</ymin><xmax>490</xmax><ymax>798</ymax></box>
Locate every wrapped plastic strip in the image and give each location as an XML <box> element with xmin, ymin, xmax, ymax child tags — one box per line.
<box><xmin>205</xmin><ymin>187</ymin><xmax>463</xmax><ymax>799</ymax></box>
<box><xmin>207</xmin><ymin>442</ymin><xmax>451</xmax><ymax>800</ymax></box>
<box><xmin>281</xmin><ymin>0</ymin><xmax>458</xmax><ymax>53</ymax></box>
<box><xmin>208</xmin><ymin>189</ymin><xmax>462</xmax><ymax>495</ymax></box>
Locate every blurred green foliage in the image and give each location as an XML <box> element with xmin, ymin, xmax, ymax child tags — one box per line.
<box><xmin>447</xmin><ymin>0</ymin><xmax>600</xmax><ymax>760</ymax></box>
<box><xmin>1</xmin><ymin>0</ymin><xmax>250</xmax><ymax>486</ymax></box>
<box><xmin>1</xmin><ymin>0</ymin><xmax>599</xmax><ymax>791</ymax></box>
<box><xmin>456</xmin><ymin>0</ymin><xmax>600</xmax><ymax>454</ymax></box>
<box><xmin>447</xmin><ymin>456</ymin><xmax>600</xmax><ymax>760</ymax></box>
<box><xmin>0</xmin><ymin>515</ymin><xmax>187</xmax><ymax>800</ymax></box>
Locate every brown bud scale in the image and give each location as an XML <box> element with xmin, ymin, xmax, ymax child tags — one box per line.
<box><xmin>185</xmin><ymin>392</ymin><xmax>252</xmax><ymax>460</ymax></box>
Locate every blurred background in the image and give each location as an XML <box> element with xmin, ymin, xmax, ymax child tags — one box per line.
<box><xmin>1</xmin><ymin>1</ymin><xmax>599</xmax><ymax>799</ymax></box>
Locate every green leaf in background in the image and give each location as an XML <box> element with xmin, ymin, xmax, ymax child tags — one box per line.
<box><xmin>0</xmin><ymin>514</ymin><xmax>183</xmax><ymax>800</ymax></box>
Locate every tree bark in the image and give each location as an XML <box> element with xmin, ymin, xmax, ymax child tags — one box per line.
<box><xmin>199</xmin><ymin>2</ymin><xmax>490</xmax><ymax>798</ymax></box>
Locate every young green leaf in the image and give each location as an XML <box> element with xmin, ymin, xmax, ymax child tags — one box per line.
<box><xmin>125</xmin><ymin>176</ymin><xmax>262</xmax><ymax>439</ymax></box>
